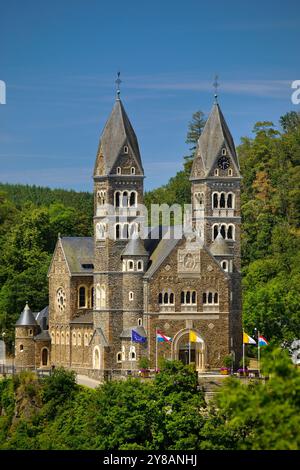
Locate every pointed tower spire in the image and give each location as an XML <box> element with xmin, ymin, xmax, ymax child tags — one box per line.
<box><xmin>115</xmin><ymin>71</ymin><xmax>122</xmax><ymax>101</ymax></box>
<box><xmin>213</xmin><ymin>74</ymin><xmax>219</xmax><ymax>104</ymax></box>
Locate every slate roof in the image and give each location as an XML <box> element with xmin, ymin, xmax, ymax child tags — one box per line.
<box><xmin>144</xmin><ymin>226</ymin><xmax>182</xmax><ymax>279</ymax></box>
<box><xmin>35</xmin><ymin>306</ymin><xmax>49</xmax><ymax>329</ymax></box>
<box><xmin>34</xmin><ymin>330</ymin><xmax>51</xmax><ymax>342</ymax></box>
<box><xmin>122</xmin><ymin>236</ymin><xmax>149</xmax><ymax>257</ymax></box>
<box><xmin>60</xmin><ymin>237</ymin><xmax>94</xmax><ymax>274</ymax></box>
<box><xmin>194</xmin><ymin>103</ymin><xmax>239</xmax><ymax>174</ymax></box>
<box><xmin>70</xmin><ymin>311</ymin><xmax>93</xmax><ymax>324</ymax></box>
<box><xmin>94</xmin><ymin>99</ymin><xmax>143</xmax><ymax>175</ymax></box>
<box><xmin>16</xmin><ymin>303</ymin><xmax>37</xmax><ymax>327</ymax></box>
<box><xmin>209</xmin><ymin>233</ymin><xmax>232</xmax><ymax>256</ymax></box>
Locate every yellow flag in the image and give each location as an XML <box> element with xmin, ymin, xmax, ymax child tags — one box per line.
<box><xmin>189</xmin><ymin>331</ymin><xmax>202</xmax><ymax>343</ymax></box>
<box><xmin>243</xmin><ymin>331</ymin><xmax>256</xmax><ymax>344</ymax></box>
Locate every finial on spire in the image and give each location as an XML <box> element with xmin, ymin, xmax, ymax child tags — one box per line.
<box><xmin>115</xmin><ymin>71</ymin><xmax>122</xmax><ymax>100</ymax></box>
<box><xmin>213</xmin><ymin>74</ymin><xmax>219</xmax><ymax>103</ymax></box>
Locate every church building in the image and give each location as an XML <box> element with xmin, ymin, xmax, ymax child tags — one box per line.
<box><xmin>15</xmin><ymin>88</ymin><xmax>242</xmax><ymax>377</ymax></box>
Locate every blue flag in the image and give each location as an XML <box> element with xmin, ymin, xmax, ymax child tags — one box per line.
<box><xmin>131</xmin><ymin>330</ymin><xmax>147</xmax><ymax>343</ymax></box>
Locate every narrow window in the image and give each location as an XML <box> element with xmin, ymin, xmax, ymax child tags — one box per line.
<box><xmin>115</xmin><ymin>224</ymin><xmax>120</xmax><ymax>240</ymax></box>
<box><xmin>213</xmin><ymin>225</ymin><xmax>219</xmax><ymax>240</ymax></box>
<box><xmin>129</xmin><ymin>291</ymin><xmax>134</xmax><ymax>301</ymax></box>
<box><xmin>122</xmin><ymin>191</ymin><xmax>128</xmax><ymax>207</ymax></box>
<box><xmin>128</xmin><ymin>260</ymin><xmax>134</xmax><ymax>271</ymax></box>
<box><xmin>202</xmin><ymin>293</ymin><xmax>207</xmax><ymax>304</ymax></box>
<box><xmin>137</xmin><ymin>260</ymin><xmax>143</xmax><ymax>271</ymax></box>
<box><xmin>214</xmin><ymin>169</ymin><xmax>219</xmax><ymax>176</ymax></box>
<box><xmin>131</xmin><ymin>167</ymin><xmax>136</xmax><ymax>175</ymax></box>
<box><xmin>117</xmin><ymin>167</ymin><xmax>121</xmax><ymax>175</ymax></box>
<box><xmin>117</xmin><ymin>352</ymin><xmax>122</xmax><ymax>363</ymax></box>
<box><xmin>222</xmin><ymin>148</ymin><xmax>227</xmax><ymax>156</ymax></box>
<box><xmin>214</xmin><ymin>293</ymin><xmax>219</xmax><ymax>304</ymax></box>
<box><xmin>227</xmin><ymin>193</ymin><xmax>233</xmax><ymax>209</ymax></box>
<box><xmin>181</xmin><ymin>291</ymin><xmax>185</xmax><ymax>304</ymax></box>
<box><xmin>220</xmin><ymin>193</ymin><xmax>226</xmax><ymax>208</ymax></box>
<box><xmin>115</xmin><ymin>191</ymin><xmax>121</xmax><ymax>207</ymax></box>
<box><xmin>124</xmin><ymin>146</ymin><xmax>128</xmax><ymax>154</ymax></box>
<box><xmin>192</xmin><ymin>291</ymin><xmax>196</xmax><ymax>304</ymax></box>
<box><xmin>213</xmin><ymin>193</ymin><xmax>219</xmax><ymax>208</ymax></box>
<box><xmin>169</xmin><ymin>292</ymin><xmax>174</xmax><ymax>304</ymax></box>
<box><xmin>163</xmin><ymin>292</ymin><xmax>169</xmax><ymax>304</ymax></box>
<box><xmin>227</xmin><ymin>225</ymin><xmax>233</xmax><ymax>240</ymax></box>
<box><xmin>220</xmin><ymin>225</ymin><xmax>226</xmax><ymax>239</ymax></box>
<box><xmin>138</xmin><ymin>318</ymin><xmax>143</xmax><ymax>326</ymax></box>
<box><xmin>158</xmin><ymin>293</ymin><xmax>163</xmax><ymax>304</ymax></box>
<box><xmin>228</xmin><ymin>169</ymin><xmax>233</xmax><ymax>176</ymax></box>
<box><xmin>79</xmin><ymin>286</ymin><xmax>86</xmax><ymax>308</ymax></box>
<box><xmin>20</xmin><ymin>344</ymin><xmax>24</xmax><ymax>352</ymax></box>
<box><xmin>186</xmin><ymin>291</ymin><xmax>191</xmax><ymax>304</ymax></box>
<box><xmin>208</xmin><ymin>292</ymin><xmax>213</xmax><ymax>304</ymax></box>
<box><xmin>129</xmin><ymin>192</ymin><xmax>136</xmax><ymax>207</ymax></box>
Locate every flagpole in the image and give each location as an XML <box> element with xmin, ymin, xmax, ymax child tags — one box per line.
<box><xmin>131</xmin><ymin>334</ymin><xmax>133</xmax><ymax>374</ymax></box>
<box><xmin>189</xmin><ymin>329</ymin><xmax>191</xmax><ymax>365</ymax></box>
<box><xmin>257</xmin><ymin>330</ymin><xmax>260</xmax><ymax>377</ymax></box>
<box><xmin>242</xmin><ymin>333</ymin><xmax>245</xmax><ymax>375</ymax></box>
<box><xmin>155</xmin><ymin>329</ymin><xmax>158</xmax><ymax>372</ymax></box>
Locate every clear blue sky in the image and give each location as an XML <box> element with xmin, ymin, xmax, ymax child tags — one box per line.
<box><xmin>0</xmin><ymin>0</ymin><xmax>299</xmax><ymax>191</ymax></box>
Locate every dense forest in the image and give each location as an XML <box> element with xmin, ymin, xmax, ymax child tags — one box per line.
<box><xmin>0</xmin><ymin>110</ymin><xmax>300</xmax><ymax>348</ymax></box>
<box><xmin>0</xmin><ymin>349</ymin><xmax>299</xmax><ymax>450</ymax></box>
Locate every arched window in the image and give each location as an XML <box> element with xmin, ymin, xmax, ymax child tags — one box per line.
<box><xmin>129</xmin><ymin>345</ymin><xmax>136</xmax><ymax>361</ymax></box>
<box><xmin>96</xmin><ymin>223</ymin><xmax>106</xmax><ymax>240</ymax></box>
<box><xmin>220</xmin><ymin>225</ymin><xmax>226</xmax><ymax>239</ymax></box>
<box><xmin>122</xmin><ymin>223</ymin><xmax>129</xmax><ymax>239</ymax></box>
<box><xmin>202</xmin><ymin>293</ymin><xmax>207</xmax><ymax>304</ymax></box>
<box><xmin>158</xmin><ymin>292</ymin><xmax>163</xmax><ymax>304</ymax></box>
<box><xmin>163</xmin><ymin>292</ymin><xmax>168</xmax><ymax>304</ymax></box>
<box><xmin>227</xmin><ymin>193</ymin><xmax>233</xmax><ymax>209</ymax></box>
<box><xmin>203</xmin><ymin>291</ymin><xmax>219</xmax><ymax>305</ymax></box>
<box><xmin>51</xmin><ymin>331</ymin><xmax>55</xmax><ymax>345</ymax></box>
<box><xmin>20</xmin><ymin>344</ymin><xmax>24</xmax><ymax>352</ymax></box>
<box><xmin>72</xmin><ymin>332</ymin><xmax>76</xmax><ymax>346</ymax></box>
<box><xmin>129</xmin><ymin>291</ymin><xmax>134</xmax><ymax>301</ymax></box>
<box><xmin>192</xmin><ymin>291</ymin><xmax>197</xmax><ymax>304</ymax></box>
<box><xmin>77</xmin><ymin>332</ymin><xmax>82</xmax><ymax>346</ymax></box>
<box><xmin>228</xmin><ymin>169</ymin><xmax>233</xmax><ymax>176</ymax></box>
<box><xmin>227</xmin><ymin>225</ymin><xmax>234</xmax><ymax>240</ymax></box>
<box><xmin>122</xmin><ymin>191</ymin><xmax>128</xmax><ymax>208</ymax></box>
<box><xmin>186</xmin><ymin>291</ymin><xmax>191</xmax><ymax>304</ymax></box>
<box><xmin>79</xmin><ymin>286</ymin><xmax>87</xmax><ymax>308</ymax></box>
<box><xmin>169</xmin><ymin>292</ymin><xmax>174</xmax><ymax>304</ymax></box>
<box><xmin>137</xmin><ymin>260</ymin><xmax>143</xmax><ymax>271</ymax></box>
<box><xmin>138</xmin><ymin>318</ymin><xmax>143</xmax><ymax>326</ymax></box>
<box><xmin>181</xmin><ymin>291</ymin><xmax>185</xmax><ymax>304</ymax></box>
<box><xmin>128</xmin><ymin>260</ymin><xmax>134</xmax><ymax>271</ymax></box>
<box><xmin>124</xmin><ymin>145</ymin><xmax>128</xmax><ymax>154</ymax></box>
<box><xmin>129</xmin><ymin>222</ymin><xmax>138</xmax><ymax>237</ymax></box>
<box><xmin>159</xmin><ymin>290</ymin><xmax>174</xmax><ymax>305</ymax></box>
<box><xmin>213</xmin><ymin>193</ymin><xmax>219</xmax><ymax>208</ymax></box>
<box><xmin>41</xmin><ymin>348</ymin><xmax>48</xmax><ymax>366</ymax></box>
<box><xmin>222</xmin><ymin>148</ymin><xmax>227</xmax><ymax>155</ymax></box>
<box><xmin>115</xmin><ymin>191</ymin><xmax>121</xmax><ymax>208</ymax></box>
<box><xmin>61</xmin><ymin>332</ymin><xmax>65</xmax><ymax>345</ymax></box>
<box><xmin>117</xmin><ymin>167</ymin><xmax>121</xmax><ymax>175</ymax></box>
<box><xmin>84</xmin><ymin>332</ymin><xmax>89</xmax><ymax>346</ymax></box>
<box><xmin>115</xmin><ymin>223</ymin><xmax>121</xmax><ymax>240</ymax></box>
<box><xmin>220</xmin><ymin>193</ymin><xmax>226</xmax><ymax>208</ymax></box>
<box><xmin>221</xmin><ymin>260</ymin><xmax>228</xmax><ymax>271</ymax></box>
<box><xmin>56</xmin><ymin>331</ymin><xmax>60</xmax><ymax>345</ymax></box>
<box><xmin>214</xmin><ymin>169</ymin><xmax>219</xmax><ymax>176</ymax></box>
<box><xmin>208</xmin><ymin>292</ymin><xmax>213</xmax><ymax>304</ymax></box>
<box><xmin>117</xmin><ymin>352</ymin><xmax>122</xmax><ymax>363</ymax></box>
<box><xmin>66</xmin><ymin>332</ymin><xmax>70</xmax><ymax>345</ymax></box>
<box><xmin>93</xmin><ymin>346</ymin><xmax>101</xmax><ymax>369</ymax></box>
<box><xmin>131</xmin><ymin>167</ymin><xmax>136</xmax><ymax>175</ymax></box>
<box><xmin>214</xmin><ymin>293</ymin><xmax>219</xmax><ymax>304</ymax></box>
<box><xmin>129</xmin><ymin>191</ymin><xmax>136</xmax><ymax>207</ymax></box>
<box><xmin>213</xmin><ymin>225</ymin><xmax>219</xmax><ymax>240</ymax></box>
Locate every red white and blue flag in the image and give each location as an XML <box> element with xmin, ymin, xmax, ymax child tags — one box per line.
<box><xmin>258</xmin><ymin>335</ymin><xmax>269</xmax><ymax>347</ymax></box>
<box><xmin>156</xmin><ymin>330</ymin><xmax>172</xmax><ymax>343</ymax></box>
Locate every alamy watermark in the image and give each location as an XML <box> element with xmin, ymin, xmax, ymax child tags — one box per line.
<box><xmin>0</xmin><ymin>80</ymin><xmax>6</xmax><ymax>104</ymax></box>
<box><xmin>291</xmin><ymin>80</ymin><xmax>300</xmax><ymax>105</ymax></box>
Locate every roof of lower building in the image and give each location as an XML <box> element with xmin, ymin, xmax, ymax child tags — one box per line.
<box><xmin>35</xmin><ymin>306</ymin><xmax>49</xmax><ymax>328</ymax></box>
<box><xmin>34</xmin><ymin>330</ymin><xmax>51</xmax><ymax>342</ymax></box>
<box><xmin>122</xmin><ymin>236</ymin><xmax>149</xmax><ymax>257</ymax></box>
<box><xmin>16</xmin><ymin>302</ymin><xmax>38</xmax><ymax>327</ymax></box>
<box><xmin>60</xmin><ymin>237</ymin><xmax>94</xmax><ymax>274</ymax></box>
<box><xmin>209</xmin><ymin>233</ymin><xmax>232</xmax><ymax>256</ymax></box>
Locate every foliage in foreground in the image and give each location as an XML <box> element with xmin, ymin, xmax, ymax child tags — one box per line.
<box><xmin>0</xmin><ymin>352</ymin><xmax>300</xmax><ymax>450</ymax></box>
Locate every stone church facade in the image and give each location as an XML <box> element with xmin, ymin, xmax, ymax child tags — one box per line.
<box><xmin>15</xmin><ymin>93</ymin><xmax>242</xmax><ymax>377</ymax></box>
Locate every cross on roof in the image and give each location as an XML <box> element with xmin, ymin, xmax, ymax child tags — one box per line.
<box><xmin>213</xmin><ymin>74</ymin><xmax>219</xmax><ymax>102</ymax></box>
<box><xmin>115</xmin><ymin>72</ymin><xmax>122</xmax><ymax>99</ymax></box>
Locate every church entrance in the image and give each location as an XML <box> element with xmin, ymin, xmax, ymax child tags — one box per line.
<box><xmin>174</xmin><ymin>331</ymin><xmax>205</xmax><ymax>371</ymax></box>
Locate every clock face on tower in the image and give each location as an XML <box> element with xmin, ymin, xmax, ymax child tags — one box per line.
<box><xmin>218</xmin><ymin>156</ymin><xmax>230</xmax><ymax>170</ymax></box>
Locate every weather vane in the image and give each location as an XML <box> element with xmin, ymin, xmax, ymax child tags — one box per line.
<box><xmin>115</xmin><ymin>71</ymin><xmax>122</xmax><ymax>99</ymax></box>
<box><xmin>213</xmin><ymin>74</ymin><xmax>219</xmax><ymax>102</ymax></box>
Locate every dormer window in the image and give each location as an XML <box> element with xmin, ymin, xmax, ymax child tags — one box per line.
<box><xmin>222</xmin><ymin>148</ymin><xmax>227</xmax><ymax>156</ymax></box>
<box><xmin>124</xmin><ymin>146</ymin><xmax>128</xmax><ymax>154</ymax></box>
<box><xmin>117</xmin><ymin>167</ymin><xmax>121</xmax><ymax>175</ymax></box>
<box><xmin>131</xmin><ymin>167</ymin><xmax>136</xmax><ymax>175</ymax></box>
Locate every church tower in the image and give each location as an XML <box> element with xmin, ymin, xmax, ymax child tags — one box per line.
<box><xmin>92</xmin><ymin>85</ymin><xmax>146</xmax><ymax>369</ymax></box>
<box><xmin>190</xmin><ymin>100</ymin><xmax>242</xmax><ymax>364</ymax></box>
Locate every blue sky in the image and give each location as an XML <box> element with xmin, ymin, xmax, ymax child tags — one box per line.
<box><xmin>0</xmin><ymin>0</ymin><xmax>299</xmax><ymax>191</ymax></box>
